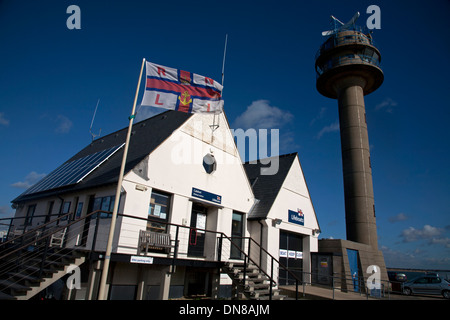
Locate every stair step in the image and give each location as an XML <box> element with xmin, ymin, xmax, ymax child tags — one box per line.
<box><xmin>238</xmin><ymin>274</ymin><xmax>268</xmax><ymax>281</ymax></box>
<box><xmin>21</xmin><ymin>265</ymin><xmax>55</xmax><ymax>276</ymax></box>
<box><xmin>30</xmin><ymin>258</ymin><xmax>67</xmax><ymax>271</ymax></box>
<box><xmin>245</xmin><ymin>283</ymin><xmax>270</xmax><ymax>290</ymax></box>
<box><xmin>7</xmin><ymin>272</ymin><xmax>43</xmax><ymax>283</ymax></box>
<box><xmin>256</xmin><ymin>294</ymin><xmax>287</xmax><ymax>301</ymax></box>
<box><xmin>50</xmin><ymin>254</ymin><xmax>77</xmax><ymax>264</ymax></box>
<box><xmin>0</xmin><ymin>291</ymin><xmax>16</xmax><ymax>300</ymax></box>
<box><xmin>0</xmin><ymin>279</ymin><xmax>31</xmax><ymax>292</ymax></box>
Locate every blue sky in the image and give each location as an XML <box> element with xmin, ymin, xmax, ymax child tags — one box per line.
<box><xmin>0</xmin><ymin>0</ymin><xmax>449</xmax><ymax>269</ymax></box>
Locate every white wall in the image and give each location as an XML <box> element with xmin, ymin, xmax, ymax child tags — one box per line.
<box><xmin>115</xmin><ymin>112</ymin><xmax>255</xmax><ymax>255</ymax></box>
<box><xmin>263</xmin><ymin>156</ymin><xmax>320</xmax><ymax>278</ymax></box>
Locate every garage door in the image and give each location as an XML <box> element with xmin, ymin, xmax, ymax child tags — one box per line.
<box><xmin>279</xmin><ymin>231</ymin><xmax>303</xmax><ymax>285</ymax></box>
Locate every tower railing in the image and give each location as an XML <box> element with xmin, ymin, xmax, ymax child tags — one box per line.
<box><xmin>315</xmin><ymin>53</ymin><xmax>382</xmax><ymax>78</ymax></box>
<box><xmin>315</xmin><ymin>28</ymin><xmax>375</xmax><ymax>61</ymax></box>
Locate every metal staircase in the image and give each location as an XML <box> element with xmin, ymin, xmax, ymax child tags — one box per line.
<box><xmin>0</xmin><ymin>212</ymin><xmax>92</xmax><ymax>300</ymax></box>
<box><xmin>0</xmin><ymin>249</ymin><xmax>85</xmax><ymax>300</ymax></box>
<box><xmin>222</xmin><ymin>261</ymin><xmax>286</xmax><ymax>300</ymax></box>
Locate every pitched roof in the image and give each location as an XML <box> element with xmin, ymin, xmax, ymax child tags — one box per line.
<box><xmin>243</xmin><ymin>153</ymin><xmax>297</xmax><ymax>220</ymax></box>
<box><xmin>12</xmin><ymin>111</ymin><xmax>192</xmax><ymax>203</ymax></box>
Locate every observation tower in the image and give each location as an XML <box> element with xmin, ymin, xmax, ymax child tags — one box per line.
<box><xmin>316</xmin><ymin>13</ymin><xmax>383</xmax><ymax>250</ymax></box>
<box><xmin>314</xmin><ymin>13</ymin><xmax>388</xmax><ymax>292</ymax></box>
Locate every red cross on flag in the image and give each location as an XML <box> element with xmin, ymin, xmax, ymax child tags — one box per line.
<box><xmin>141</xmin><ymin>61</ymin><xmax>224</xmax><ymax>114</ymax></box>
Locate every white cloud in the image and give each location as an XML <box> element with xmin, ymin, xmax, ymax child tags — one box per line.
<box><xmin>388</xmin><ymin>212</ymin><xmax>409</xmax><ymax>223</ymax></box>
<box><xmin>11</xmin><ymin>171</ymin><xmax>46</xmax><ymax>189</ymax></box>
<box><xmin>0</xmin><ymin>112</ymin><xmax>9</xmax><ymax>126</ymax></box>
<box><xmin>233</xmin><ymin>100</ymin><xmax>293</xmax><ymax>129</ymax></box>
<box><xmin>55</xmin><ymin>115</ymin><xmax>73</xmax><ymax>134</ymax></box>
<box><xmin>430</xmin><ymin>237</ymin><xmax>450</xmax><ymax>248</ymax></box>
<box><xmin>317</xmin><ymin>120</ymin><xmax>339</xmax><ymax>139</ymax></box>
<box><xmin>381</xmin><ymin>245</ymin><xmax>450</xmax><ymax>269</ymax></box>
<box><xmin>375</xmin><ymin>97</ymin><xmax>397</xmax><ymax>113</ymax></box>
<box><xmin>310</xmin><ymin>107</ymin><xmax>327</xmax><ymax>126</ymax></box>
<box><xmin>400</xmin><ymin>224</ymin><xmax>443</xmax><ymax>243</ymax></box>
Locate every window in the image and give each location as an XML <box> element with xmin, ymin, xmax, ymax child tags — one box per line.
<box><xmin>61</xmin><ymin>201</ymin><xmax>71</xmax><ymax>220</ymax></box>
<box><xmin>230</xmin><ymin>212</ymin><xmax>244</xmax><ymax>259</ymax></box>
<box><xmin>415</xmin><ymin>277</ymin><xmax>428</xmax><ymax>284</ymax></box>
<box><xmin>62</xmin><ymin>201</ymin><xmax>71</xmax><ymax>214</ymax></box>
<box><xmin>430</xmin><ymin>277</ymin><xmax>441</xmax><ymax>284</ymax></box>
<box><xmin>93</xmin><ymin>196</ymin><xmax>116</xmax><ymax>218</ymax></box>
<box><xmin>148</xmin><ymin>191</ymin><xmax>171</xmax><ymax>232</ymax></box>
<box><xmin>25</xmin><ymin>204</ymin><xmax>36</xmax><ymax>226</ymax></box>
<box><xmin>75</xmin><ymin>202</ymin><xmax>84</xmax><ymax>219</ymax></box>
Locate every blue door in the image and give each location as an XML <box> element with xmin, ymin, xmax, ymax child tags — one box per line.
<box><xmin>346</xmin><ymin>249</ymin><xmax>359</xmax><ymax>292</ymax></box>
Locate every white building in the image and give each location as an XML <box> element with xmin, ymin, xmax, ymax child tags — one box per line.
<box><xmin>2</xmin><ymin>110</ymin><xmax>320</xmax><ymax>300</ymax></box>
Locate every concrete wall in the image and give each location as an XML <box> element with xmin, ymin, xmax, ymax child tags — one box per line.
<box><xmin>318</xmin><ymin>239</ymin><xmax>388</xmax><ymax>292</ymax></box>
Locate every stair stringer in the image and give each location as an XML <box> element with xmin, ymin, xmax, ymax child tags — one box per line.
<box><xmin>16</xmin><ymin>255</ymin><xmax>86</xmax><ymax>300</ymax></box>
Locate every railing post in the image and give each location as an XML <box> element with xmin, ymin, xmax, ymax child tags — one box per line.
<box><xmin>39</xmin><ymin>236</ymin><xmax>51</xmax><ymax>279</ymax></box>
<box><xmin>269</xmin><ymin>258</ymin><xmax>273</xmax><ymax>300</ymax></box>
<box><xmin>243</xmin><ymin>255</ymin><xmax>247</xmax><ymax>289</ymax></box>
<box><xmin>332</xmin><ymin>273</ymin><xmax>335</xmax><ymax>300</ymax></box>
<box><xmin>247</xmin><ymin>238</ymin><xmax>251</xmax><ymax>264</ymax></box>
<box><xmin>217</xmin><ymin>234</ymin><xmax>223</xmax><ymax>262</ymax></box>
<box><xmin>171</xmin><ymin>225</ymin><xmax>179</xmax><ymax>273</ymax></box>
<box><xmin>303</xmin><ymin>272</ymin><xmax>306</xmax><ymax>298</ymax></box>
<box><xmin>91</xmin><ymin>212</ymin><xmax>101</xmax><ymax>256</ymax></box>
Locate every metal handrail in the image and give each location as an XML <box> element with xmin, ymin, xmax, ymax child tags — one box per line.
<box><xmin>0</xmin><ymin>210</ymin><xmax>109</xmax><ymax>261</ymax></box>
<box><xmin>118</xmin><ymin>214</ymin><xmax>285</xmax><ymax>300</ymax></box>
<box><xmin>1</xmin><ymin>211</ymin><xmax>302</xmax><ymax>300</ymax></box>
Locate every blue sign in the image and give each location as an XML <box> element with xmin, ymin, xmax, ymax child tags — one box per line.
<box><xmin>288</xmin><ymin>209</ymin><xmax>304</xmax><ymax>226</ymax></box>
<box><xmin>192</xmin><ymin>187</ymin><xmax>222</xmax><ymax>204</ymax></box>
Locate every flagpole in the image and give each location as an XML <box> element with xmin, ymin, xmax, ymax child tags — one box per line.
<box><xmin>221</xmin><ymin>34</ymin><xmax>228</xmax><ymax>88</ymax></box>
<box><xmin>211</xmin><ymin>34</ymin><xmax>228</xmax><ymax>134</ymax></box>
<box><xmin>98</xmin><ymin>57</ymin><xmax>146</xmax><ymax>300</ymax></box>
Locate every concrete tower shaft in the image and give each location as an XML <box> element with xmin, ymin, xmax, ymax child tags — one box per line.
<box><xmin>316</xmin><ymin>28</ymin><xmax>383</xmax><ymax>250</ymax></box>
<box><xmin>338</xmin><ymin>82</ymin><xmax>377</xmax><ymax>250</ymax></box>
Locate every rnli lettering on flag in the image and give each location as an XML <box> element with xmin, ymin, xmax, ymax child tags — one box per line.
<box><xmin>141</xmin><ymin>61</ymin><xmax>224</xmax><ymax>114</ymax></box>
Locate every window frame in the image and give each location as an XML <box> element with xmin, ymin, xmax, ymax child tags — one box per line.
<box><xmin>147</xmin><ymin>190</ymin><xmax>171</xmax><ymax>232</ymax></box>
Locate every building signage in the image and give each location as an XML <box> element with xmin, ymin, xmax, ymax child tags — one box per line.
<box><xmin>279</xmin><ymin>249</ymin><xmax>302</xmax><ymax>259</ymax></box>
<box><xmin>288</xmin><ymin>209</ymin><xmax>304</xmax><ymax>226</ymax></box>
<box><xmin>192</xmin><ymin>187</ymin><xmax>222</xmax><ymax>204</ymax></box>
<box><xmin>130</xmin><ymin>256</ymin><xmax>154</xmax><ymax>264</ymax></box>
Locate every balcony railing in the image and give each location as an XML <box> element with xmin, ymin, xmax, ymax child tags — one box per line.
<box><xmin>315</xmin><ymin>53</ymin><xmax>381</xmax><ymax>78</ymax></box>
<box><xmin>315</xmin><ymin>29</ymin><xmax>375</xmax><ymax>61</ymax></box>
<box><xmin>0</xmin><ymin>210</ymin><xmax>305</xmax><ymax>300</ymax></box>
<box><xmin>0</xmin><ymin>211</ymin><xmax>408</xmax><ymax>300</ymax></box>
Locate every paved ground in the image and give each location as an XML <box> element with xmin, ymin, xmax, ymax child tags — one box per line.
<box><xmin>279</xmin><ymin>285</ymin><xmax>446</xmax><ymax>300</ymax></box>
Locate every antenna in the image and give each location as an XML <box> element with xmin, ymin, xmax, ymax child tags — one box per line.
<box><xmin>321</xmin><ymin>12</ymin><xmax>360</xmax><ymax>36</ymax></box>
<box><xmin>89</xmin><ymin>99</ymin><xmax>102</xmax><ymax>142</ymax></box>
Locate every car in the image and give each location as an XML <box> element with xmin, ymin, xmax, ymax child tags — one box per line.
<box><xmin>402</xmin><ymin>276</ymin><xmax>450</xmax><ymax>299</ymax></box>
<box><xmin>388</xmin><ymin>271</ymin><xmax>407</xmax><ymax>282</ymax></box>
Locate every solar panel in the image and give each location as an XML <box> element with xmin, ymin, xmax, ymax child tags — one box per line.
<box><xmin>23</xmin><ymin>143</ymin><xmax>125</xmax><ymax>195</ymax></box>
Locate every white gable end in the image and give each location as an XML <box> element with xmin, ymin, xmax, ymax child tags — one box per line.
<box><xmin>267</xmin><ymin>156</ymin><xmax>320</xmax><ymax>234</ymax></box>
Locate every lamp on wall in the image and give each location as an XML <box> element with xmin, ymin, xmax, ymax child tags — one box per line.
<box><xmin>312</xmin><ymin>228</ymin><xmax>321</xmax><ymax>236</ymax></box>
<box><xmin>272</xmin><ymin>218</ymin><xmax>282</xmax><ymax>227</ymax></box>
